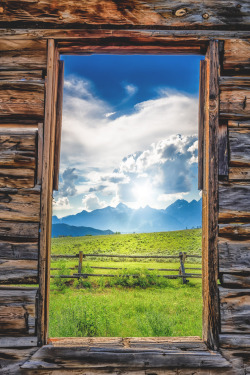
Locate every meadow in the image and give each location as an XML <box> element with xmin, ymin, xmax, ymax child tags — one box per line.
<box><xmin>49</xmin><ymin>229</ymin><xmax>202</xmax><ymax>338</ymax></box>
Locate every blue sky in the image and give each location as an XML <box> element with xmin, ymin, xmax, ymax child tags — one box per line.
<box><xmin>53</xmin><ymin>55</ymin><xmax>203</xmax><ymax>217</ymax></box>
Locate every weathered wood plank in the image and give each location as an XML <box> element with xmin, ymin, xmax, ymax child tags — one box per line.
<box><xmin>0</xmin><ymin>241</ymin><xmax>38</xmax><ymax>260</ymax></box>
<box><xmin>218</xmin><ymin>124</ymin><xmax>228</xmax><ymax>176</ymax></box>
<box><xmin>0</xmin><ymin>81</ymin><xmax>44</xmax><ymax>119</ymax></box>
<box><xmin>219</xmin><ymin>223</ymin><xmax>250</xmax><ymax>239</ymax></box>
<box><xmin>220</xmin><ymin>76</ymin><xmax>250</xmax><ymax>89</ymax></box>
<box><xmin>0</xmin><ymin>220</ymin><xmax>39</xmax><ymax>241</ymax></box>
<box><xmin>0</xmin><ymin>347</ymin><xmax>38</xmax><ymax>375</ymax></box>
<box><xmin>220</xmin><ymin>89</ymin><xmax>250</xmax><ymax>120</ymax></box>
<box><xmin>0</xmin><ymin>259</ymin><xmax>38</xmax><ymax>284</ymax></box>
<box><xmin>229</xmin><ymin>167</ymin><xmax>250</xmax><ymax>180</ymax></box>
<box><xmin>37</xmin><ymin>123</ymin><xmax>43</xmax><ymax>185</ymax></box>
<box><xmin>220</xmin><ymin>287</ymin><xmax>250</xmax><ymax>333</ymax></box>
<box><xmin>221</xmin><ymin>274</ymin><xmax>250</xmax><ymax>288</ymax></box>
<box><xmin>219</xmin><ymin>182</ymin><xmax>250</xmax><ymax>222</ymax></box>
<box><xmin>228</xmin><ymin>120</ymin><xmax>250</xmax><ymax>128</ymax></box>
<box><xmin>219</xmin><ymin>237</ymin><xmax>250</xmax><ymax>273</ymax></box>
<box><xmin>202</xmin><ymin>40</ymin><xmax>220</xmax><ymax>351</ymax></box>
<box><xmin>0</xmin><ymin>39</ymin><xmax>47</xmax><ymax>70</ymax></box>
<box><xmin>0</xmin><ymin>70</ymin><xmax>44</xmax><ymax>81</ymax></box>
<box><xmin>0</xmin><ymin>189</ymin><xmax>40</xmax><ymax>222</ymax></box>
<box><xmin>1</xmin><ymin>1</ymin><xmax>250</xmax><ymax>29</ymax></box>
<box><xmin>220</xmin><ymin>334</ymin><xmax>250</xmax><ymax>349</ymax></box>
<box><xmin>0</xmin><ymin>168</ymin><xmax>35</xmax><ymax>188</ymax></box>
<box><xmin>22</xmin><ymin>346</ymin><xmax>230</xmax><ymax>370</ymax></box>
<box><xmin>0</xmin><ymin>336</ymin><xmax>37</xmax><ymax>348</ymax></box>
<box><xmin>229</xmin><ymin>128</ymin><xmax>250</xmax><ymax>167</ymax></box>
<box><xmin>223</xmin><ymin>39</ymin><xmax>250</xmax><ymax>73</ymax></box>
<box><xmin>0</xmin><ymin>287</ymin><xmax>36</xmax><ymax>335</ymax></box>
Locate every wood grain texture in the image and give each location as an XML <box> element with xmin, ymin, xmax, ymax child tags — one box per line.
<box><xmin>220</xmin><ymin>334</ymin><xmax>250</xmax><ymax>349</ymax></box>
<box><xmin>0</xmin><ymin>287</ymin><xmax>37</xmax><ymax>335</ymax></box>
<box><xmin>0</xmin><ymin>39</ymin><xmax>47</xmax><ymax>70</ymax></box>
<box><xmin>218</xmin><ymin>124</ymin><xmax>228</xmax><ymax>176</ymax></box>
<box><xmin>219</xmin><ymin>182</ymin><xmax>250</xmax><ymax>222</ymax></box>
<box><xmin>0</xmin><ymin>241</ymin><xmax>38</xmax><ymax>260</ymax></box>
<box><xmin>202</xmin><ymin>40</ymin><xmax>220</xmax><ymax>351</ymax></box>
<box><xmin>0</xmin><ymin>259</ymin><xmax>38</xmax><ymax>284</ymax></box>
<box><xmin>0</xmin><ymin>70</ymin><xmax>44</xmax><ymax>81</ymax></box>
<box><xmin>0</xmin><ymin>347</ymin><xmax>38</xmax><ymax>375</ymax></box>
<box><xmin>229</xmin><ymin>167</ymin><xmax>250</xmax><ymax>180</ymax></box>
<box><xmin>198</xmin><ymin>59</ymin><xmax>206</xmax><ymax>189</ymax></box>
<box><xmin>221</xmin><ymin>274</ymin><xmax>250</xmax><ymax>288</ymax></box>
<box><xmin>22</xmin><ymin>346</ymin><xmax>230</xmax><ymax>370</ymax></box>
<box><xmin>223</xmin><ymin>39</ymin><xmax>250</xmax><ymax>73</ymax></box>
<box><xmin>0</xmin><ymin>220</ymin><xmax>39</xmax><ymax>241</ymax></box>
<box><xmin>220</xmin><ymin>76</ymin><xmax>250</xmax><ymax>89</ymax></box>
<box><xmin>220</xmin><ymin>89</ymin><xmax>250</xmax><ymax>120</ymax></box>
<box><xmin>219</xmin><ymin>223</ymin><xmax>250</xmax><ymax>239</ymax></box>
<box><xmin>229</xmin><ymin>128</ymin><xmax>250</xmax><ymax>167</ymax></box>
<box><xmin>1</xmin><ymin>1</ymin><xmax>250</xmax><ymax>29</ymax></box>
<box><xmin>0</xmin><ymin>188</ymin><xmax>40</xmax><ymax>222</ymax></box>
<box><xmin>0</xmin><ymin>168</ymin><xmax>35</xmax><ymax>188</ymax></box>
<box><xmin>228</xmin><ymin>120</ymin><xmax>250</xmax><ymax>128</ymax></box>
<box><xmin>219</xmin><ymin>237</ymin><xmax>250</xmax><ymax>273</ymax></box>
<box><xmin>220</xmin><ymin>287</ymin><xmax>250</xmax><ymax>333</ymax></box>
<box><xmin>0</xmin><ymin>81</ymin><xmax>44</xmax><ymax>119</ymax></box>
<box><xmin>0</xmin><ymin>336</ymin><xmax>37</xmax><ymax>347</ymax></box>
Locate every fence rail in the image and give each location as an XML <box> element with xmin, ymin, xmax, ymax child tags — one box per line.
<box><xmin>51</xmin><ymin>251</ymin><xmax>202</xmax><ymax>284</ymax></box>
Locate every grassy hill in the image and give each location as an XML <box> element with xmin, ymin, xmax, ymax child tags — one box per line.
<box><xmin>51</xmin><ymin>228</ymin><xmax>202</xmax><ymax>260</ymax></box>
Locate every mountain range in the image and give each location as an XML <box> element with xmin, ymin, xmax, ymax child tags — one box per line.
<box><xmin>52</xmin><ymin>198</ymin><xmax>202</xmax><ymax>236</ymax></box>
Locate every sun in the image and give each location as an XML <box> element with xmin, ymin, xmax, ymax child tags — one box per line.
<box><xmin>133</xmin><ymin>182</ymin><xmax>153</xmax><ymax>208</ymax></box>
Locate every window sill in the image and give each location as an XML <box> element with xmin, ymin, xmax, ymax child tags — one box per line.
<box><xmin>21</xmin><ymin>337</ymin><xmax>231</xmax><ymax>370</ymax></box>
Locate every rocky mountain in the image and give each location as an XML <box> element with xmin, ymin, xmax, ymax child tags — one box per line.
<box><xmin>52</xmin><ymin>199</ymin><xmax>202</xmax><ymax>234</ymax></box>
<box><xmin>52</xmin><ymin>223</ymin><xmax>114</xmax><ymax>238</ymax></box>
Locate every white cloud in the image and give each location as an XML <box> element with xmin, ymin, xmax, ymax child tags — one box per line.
<box><xmin>124</xmin><ymin>83</ymin><xmax>138</xmax><ymax>96</ymax></box>
<box><xmin>53</xmin><ymin>197</ymin><xmax>72</xmax><ymax>211</ymax></box>
<box><xmin>82</xmin><ymin>193</ymin><xmax>106</xmax><ymax>212</ymax></box>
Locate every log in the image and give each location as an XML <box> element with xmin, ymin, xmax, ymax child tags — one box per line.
<box><xmin>220</xmin><ymin>76</ymin><xmax>250</xmax><ymax>89</ymax></box>
<box><xmin>0</xmin><ymin>287</ymin><xmax>37</xmax><ymax>335</ymax></box>
<box><xmin>220</xmin><ymin>334</ymin><xmax>250</xmax><ymax>349</ymax></box>
<box><xmin>219</xmin><ymin>237</ymin><xmax>250</xmax><ymax>273</ymax></box>
<box><xmin>219</xmin><ymin>182</ymin><xmax>250</xmax><ymax>222</ymax></box>
<box><xmin>228</xmin><ymin>120</ymin><xmax>250</xmax><ymax>128</ymax></box>
<box><xmin>221</xmin><ymin>274</ymin><xmax>250</xmax><ymax>288</ymax></box>
<box><xmin>220</xmin><ymin>287</ymin><xmax>250</xmax><ymax>333</ymax></box>
<box><xmin>0</xmin><ymin>336</ymin><xmax>37</xmax><ymax>348</ymax></box>
<box><xmin>0</xmin><ymin>259</ymin><xmax>38</xmax><ymax>284</ymax></box>
<box><xmin>0</xmin><ymin>241</ymin><xmax>38</xmax><ymax>260</ymax></box>
<box><xmin>22</xmin><ymin>345</ymin><xmax>230</xmax><ymax>370</ymax></box>
<box><xmin>198</xmin><ymin>59</ymin><xmax>206</xmax><ymax>189</ymax></box>
<box><xmin>0</xmin><ymin>168</ymin><xmax>35</xmax><ymax>188</ymax></box>
<box><xmin>219</xmin><ymin>223</ymin><xmax>250</xmax><ymax>239</ymax></box>
<box><xmin>1</xmin><ymin>1</ymin><xmax>250</xmax><ymax>29</ymax></box>
<box><xmin>0</xmin><ymin>70</ymin><xmax>44</xmax><ymax>81</ymax></box>
<box><xmin>223</xmin><ymin>39</ymin><xmax>250</xmax><ymax>73</ymax></box>
<box><xmin>0</xmin><ymin>220</ymin><xmax>39</xmax><ymax>241</ymax></box>
<box><xmin>220</xmin><ymin>89</ymin><xmax>250</xmax><ymax>120</ymax></box>
<box><xmin>229</xmin><ymin>128</ymin><xmax>250</xmax><ymax>167</ymax></box>
<box><xmin>218</xmin><ymin>124</ymin><xmax>228</xmax><ymax>176</ymax></box>
<box><xmin>0</xmin><ymin>189</ymin><xmax>40</xmax><ymax>222</ymax></box>
<box><xmin>0</xmin><ymin>81</ymin><xmax>44</xmax><ymax>119</ymax></box>
<box><xmin>229</xmin><ymin>167</ymin><xmax>250</xmax><ymax>180</ymax></box>
<box><xmin>0</xmin><ymin>39</ymin><xmax>47</xmax><ymax>70</ymax></box>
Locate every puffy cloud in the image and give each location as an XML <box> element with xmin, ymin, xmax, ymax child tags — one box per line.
<box><xmin>60</xmin><ymin>168</ymin><xmax>78</xmax><ymax>197</ymax></box>
<box><xmin>124</xmin><ymin>83</ymin><xmax>138</xmax><ymax>96</ymax></box>
<box><xmin>82</xmin><ymin>193</ymin><xmax>106</xmax><ymax>211</ymax></box>
<box><xmin>53</xmin><ymin>197</ymin><xmax>72</xmax><ymax>211</ymax></box>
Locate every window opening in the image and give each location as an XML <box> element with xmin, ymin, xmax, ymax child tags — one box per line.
<box><xmin>50</xmin><ymin>54</ymin><xmax>204</xmax><ymax>338</ymax></box>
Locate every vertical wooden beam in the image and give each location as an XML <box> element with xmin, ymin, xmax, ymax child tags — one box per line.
<box><xmin>38</xmin><ymin>39</ymin><xmax>59</xmax><ymax>346</ymax></box>
<box><xmin>198</xmin><ymin>60</ymin><xmax>206</xmax><ymax>190</ymax></box>
<box><xmin>37</xmin><ymin>122</ymin><xmax>43</xmax><ymax>185</ymax></box>
<box><xmin>53</xmin><ymin>60</ymin><xmax>64</xmax><ymax>191</ymax></box>
<box><xmin>218</xmin><ymin>124</ymin><xmax>228</xmax><ymax>177</ymax></box>
<box><xmin>202</xmin><ymin>40</ymin><xmax>220</xmax><ymax>350</ymax></box>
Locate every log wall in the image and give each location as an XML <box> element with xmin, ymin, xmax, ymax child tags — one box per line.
<box><xmin>0</xmin><ymin>1</ymin><xmax>250</xmax><ymax>374</ymax></box>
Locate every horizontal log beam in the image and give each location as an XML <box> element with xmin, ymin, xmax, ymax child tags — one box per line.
<box><xmin>219</xmin><ymin>237</ymin><xmax>250</xmax><ymax>273</ymax></box>
<box><xmin>219</xmin><ymin>223</ymin><xmax>250</xmax><ymax>239</ymax></box>
<box><xmin>0</xmin><ymin>241</ymin><xmax>38</xmax><ymax>260</ymax></box>
<box><xmin>221</xmin><ymin>273</ymin><xmax>250</xmax><ymax>288</ymax></box>
<box><xmin>1</xmin><ymin>1</ymin><xmax>250</xmax><ymax>30</ymax></box>
<box><xmin>219</xmin><ymin>182</ymin><xmax>250</xmax><ymax>222</ymax></box>
<box><xmin>229</xmin><ymin>167</ymin><xmax>250</xmax><ymax>181</ymax></box>
<box><xmin>220</xmin><ymin>334</ymin><xmax>250</xmax><ymax>349</ymax></box>
<box><xmin>223</xmin><ymin>39</ymin><xmax>250</xmax><ymax>73</ymax></box>
<box><xmin>0</xmin><ymin>259</ymin><xmax>38</xmax><ymax>284</ymax></box>
<box><xmin>220</xmin><ymin>89</ymin><xmax>250</xmax><ymax>120</ymax></box>
<box><xmin>229</xmin><ymin>128</ymin><xmax>250</xmax><ymax>167</ymax></box>
<box><xmin>0</xmin><ymin>220</ymin><xmax>39</xmax><ymax>241</ymax></box>
<box><xmin>219</xmin><ymin>287</ymin><xmax>250</xmax><ymax>333</ymax></box>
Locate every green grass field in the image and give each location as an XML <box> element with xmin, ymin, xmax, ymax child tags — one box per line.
<box><xmin>49</xmin><ymin>229</ymin><xmax>202</xmax><ymax>338</ymax></box>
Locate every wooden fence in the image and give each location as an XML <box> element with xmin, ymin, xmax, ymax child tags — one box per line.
<box><xmin>51</xmin><ymin>251</ymin><xmax>202</xmax><ymax>284</ymax></box>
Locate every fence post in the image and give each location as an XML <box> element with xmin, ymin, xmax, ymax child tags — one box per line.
<box><xmin>78</xmin><ymin>251</ymin><xmax>83</xmax><ymax>278</ymax></box>
<box><xmin>179</xmin><ymin>252</ymin><xmax>187</xmax><ymax>284</ymax></box>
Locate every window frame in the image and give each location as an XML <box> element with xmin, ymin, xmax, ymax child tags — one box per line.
<box><xmin>36</xmin><ymin>33</ymin><xmax>222</xmax><ymax>366</ymax></box>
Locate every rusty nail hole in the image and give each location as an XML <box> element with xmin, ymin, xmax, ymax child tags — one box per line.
<box><xmin>175</xmin><ymin>8</ymin><xmax>187</xmax><ymax>17</ymax></box>
<box><xmin>0</xmin><ymin>7</ymin><xmax>4</xmax><ymax>13</ymax></box>
<box><xmin>202</xmin><ymin>13</ymin><xmax>209</xmax><ymax>19</ymax></box>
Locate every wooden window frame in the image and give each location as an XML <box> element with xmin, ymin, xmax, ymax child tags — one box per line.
<box><xmin>30</xmin><ymin>33</ymin><xmax>228</xmax><ymax>371</ymax></box>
